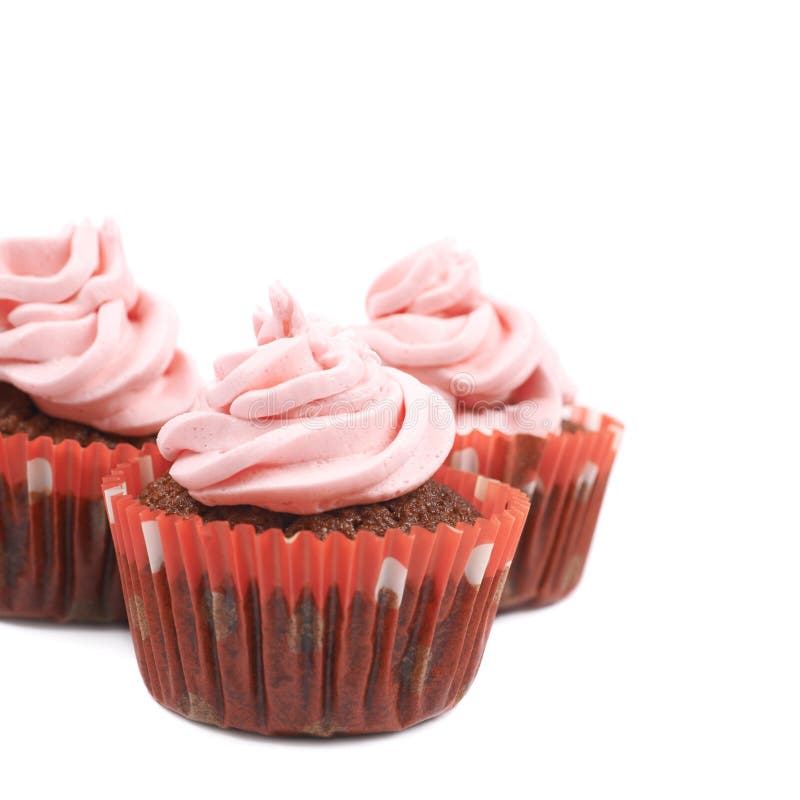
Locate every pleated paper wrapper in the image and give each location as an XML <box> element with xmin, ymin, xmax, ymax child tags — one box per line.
<box><xmin>103</xmin><ymin>454</ymin><xmax>529</xmax><ymax>737</ymax></box>
<box><xmin>0</xmin><ymin>432</ymin><xmax>160</xmax><ymax>622</ymax></box>
<box><xmin>449</xmin><ymin>406</ymin><xmax>623</xmax><ymax>610</ymax></box>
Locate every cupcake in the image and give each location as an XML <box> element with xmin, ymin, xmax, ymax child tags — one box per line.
<box><xmin>356</xmin><ymin>240</ymin><xmax>623</xmax><ymax>610</ymax></box>
<box><xmin>102</xmin><ymin>285</ymin><xmax>529</xmax><ymax>736</ymax></box>
<box><xmin>0</xmin><ymin>221</ymin><xmax>199</xmax><ymax>622</ymax></box>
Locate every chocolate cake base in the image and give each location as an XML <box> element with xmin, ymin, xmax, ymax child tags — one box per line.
<box><xmin>449</xmin><ymin>413</ymin><xmax>621</xmax><ymax>611</ymax></box>
<box><xmin>106</xmin><ymin>454</ymin><xmax>527</xmax><ymax>736</ymax></box>
<box><xmin>0</xmin><ymin>381</ymin><xmax>150</xmax><ymax>449</ymax></box>
<box><xmin>0</xmin><ymin>479</ymin><xmax>124</xmax><ymax>622</ymax></box>
<box><xmin>512</xmin><ymin>464</ymin><xmax>615</xmax><ymax>610</ymax></box>
<box><xmin>139</xmin><ymin>474</ymin><xmax>479</xmax><ymax>539</ymax></box>
<box><xmin>117</xmin><ymin>557</ymin><xmax>507</xmax><ymax>736</ymax></box>
<box><xmin>0</xmin><ymin>381</ymin><xmax>153</xmax><ymax>622</ymax></box>
<box><xmin>500</xmin><ymin>420</ymin><xmax>617</xmax><ymax>610</ymax></box>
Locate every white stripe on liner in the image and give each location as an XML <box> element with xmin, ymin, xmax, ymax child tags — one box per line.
<box><xmin>450</xmin><ymin>447</ymin><xmax>479</xmax><ymax>474</ymax></box>
<box><xmin>104</xmin><ymin>483</ymin><xmax>127</xmax><ymax>524</ymax></box>
<box><xmin>375</xmin><ymin>557</ymin><xmax>408</xmax><ymax>604</ymax></box>
<box><xmin>26</xmin><ymin>458</ymin><xmax>53</xmax><ymax>495</ymax></box>
<box><xmin>521</xmin><ymin>477</ymin><xmax>543</xmax><ymax>500</ymax></box>
<box><xmin>141</xmin><ymin>520</ymin><xmax>164</xmax><ymax>572</ymax></box>
<box><xmin>138</xmin><ymin>455</ymin><xmax>155</xmax><ymax>487</ymax></box>
<box><xmin>475</xmin><ymin>475</ymin><xmax>496</xmax><ymax>502</ymax></box>
<box><xmin>465</xmin><ymin>543</ymin><xmax>494</xmax><ymax>586</ymax></box>
<box><xmin>576</xmin><ymin>462</ymin><xmax>600</xmax><ymax>499</ymax></box>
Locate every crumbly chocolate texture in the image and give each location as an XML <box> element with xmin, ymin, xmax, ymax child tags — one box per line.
<box><xmin>139</xmin><ymin>474</ymin><xmax>288</xmax><ymax>532</ymax></box>
<box><xmin>0</xmin><ymin>381</ymin><xmax>151</xmax><ymax>449</ymax></box>
<box><xmin>139</xmin><ymin>474</ymin><xmax>480</xmax><ymax>539</ymax></box>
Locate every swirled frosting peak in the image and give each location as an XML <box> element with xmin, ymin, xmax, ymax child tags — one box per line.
<box><xmin>0</xmin><ymin>221</ymin><xmax>199</xmax><ymax>435</ymax></box>
<box><xmin>358</xmin><ymin>241</ymin><xmax>574</xmax><ymax>435</ymax></box>
<box><xmin>366</xmin><ymin>239</ymin><xmax>482</xmax><ymax>318</ymax></box>
<box><xmin>158</xmin><ymin>285</ymin><xmax>456</xmax><ymax>514</ymax></box>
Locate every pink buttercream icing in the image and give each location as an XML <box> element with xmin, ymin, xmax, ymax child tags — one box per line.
<box><xmin>0</xmin><ymin>221</ymin><xmax>199</xmax><ymax>436</ymax></box>
<box><xmin>158</xmin><ymin>285</ymin><xmax>455</xmax><ymax>514</ymax></box>
<box><xmin>358</xmin><ymin>240</ymin><xmax>574</xmax><ymax>435</ymax></box>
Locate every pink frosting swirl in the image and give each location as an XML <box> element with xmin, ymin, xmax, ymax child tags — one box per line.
<box><xmin>0</xmin><ymin>221</ymin><xmax>199</xmax><ymax>436</ymax></box>
<box><xmin>358</xmin><ymin>240</ymin><xmax>574</xmax><ymax>435</ymax></box>
<box><xmin>158</xmin><ymin>285</ymin><xmax>455</xmax><ymax>514</ymax></box>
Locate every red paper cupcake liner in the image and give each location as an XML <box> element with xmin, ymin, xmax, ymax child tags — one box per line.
<box><xmin>0</xmin><ymin>432</ymin><xmax>160</xmax><ymax>622</ymax></box>
<box><xmin>102</xmin><ymin>455</ymin><xmax>529</xmax><ymax>737</ymax></box>
<box><xmin>449</xmin><ymin>406</ymin><xmax>623</xmax><ymax>610</ymax></box>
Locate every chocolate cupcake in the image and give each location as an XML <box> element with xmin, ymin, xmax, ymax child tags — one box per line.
<box><xmin>0</xmin><ymin>221</ymin><xmax>199</xmax><ymax>622</ymax></box>
<box><xmin>356</xmin><ymin>241</ymin><xmax>623</xmax><ymax>610</ymax></box>
<box><xmin>103</xmin><ymin>286</ymin><xmax>529</xmax><ymax>736</ymax></box>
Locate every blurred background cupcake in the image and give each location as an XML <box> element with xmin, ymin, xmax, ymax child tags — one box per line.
<box><xmin>355</xmin><ymin>241</ymin><xmax>623</xmax><ymax>610</ymax></box>
<box><xmin>103</xmin><ymin>285</ymin><xmax>529</xmax><ymax>736</ymax></box>
<box><xmin>0</xmin><ymin>221</ymin><xmax>199</xmax><ymax>622</ymax></box>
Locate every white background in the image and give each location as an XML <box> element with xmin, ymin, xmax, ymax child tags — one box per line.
<box><xmin>1</xmin><ymin>2</ymin><xmax>798</xmax><ymax>798</ymax></box>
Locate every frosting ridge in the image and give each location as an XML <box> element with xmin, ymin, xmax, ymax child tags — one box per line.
<box><xmin>358</xmin><ymin>241</ymin><xmax>574</xmax><ymax>434</ymax></box>
<box><xmin>0</xmin><ymin>221</ymin><xmax>199</xmax><ymax>436</ymax></box>
<box><xmin>158</xmin><ymin>285</ymin><xmax>455</xmax><ymax>514</ymax></box>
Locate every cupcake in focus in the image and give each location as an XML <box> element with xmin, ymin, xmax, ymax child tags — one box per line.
<box><xmin>356</xmin><ymin>240</ymin><xmax>623</xmax><ymax>610</ymax></box>
<box><xmin>0</xmin><ymin>221</ymin><xmax>199</xmax><ymax>622</ymax></box>
<box><xmin>102</xmin><ymin>285</ymin><xmax>529</xmax><ymax>736</ymax></box>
